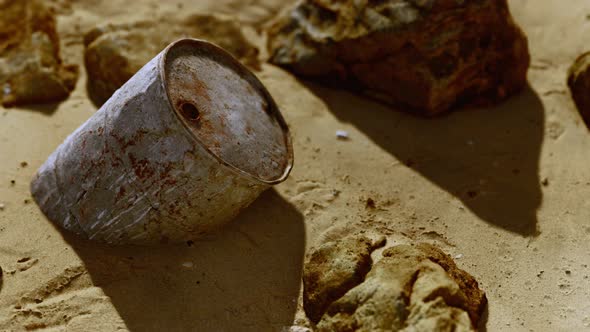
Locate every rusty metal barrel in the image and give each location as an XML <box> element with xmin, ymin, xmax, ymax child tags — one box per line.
<box><xmin>30</xmin><ymin>39</ymin><xmax>293</xmax><ymax>245</ymax></box>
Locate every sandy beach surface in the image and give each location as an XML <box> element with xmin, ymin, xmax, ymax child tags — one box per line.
<box><xmin>1</xmin><ymin>0</ymin><xmax>590</xmax><ymax>331</ymax></box>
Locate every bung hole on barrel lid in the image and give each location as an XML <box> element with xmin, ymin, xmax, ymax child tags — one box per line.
<box><xmin>164</xmin><ymin>40</ymin><xmax>292</xmax><ymax>183</ymax></box>
<box><xmin>180</xmin><ymin>102</ymin><xmax>201</xmax><ymax>121</ymax></box>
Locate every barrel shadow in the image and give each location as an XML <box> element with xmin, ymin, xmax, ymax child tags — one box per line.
<box><xmin>305</xmin><ymin>82</ymin><xmax>544</xmax><ymax>236</ymax></box>
<box><xmin>63</xmin><ymin>189</ymin><xmax>305</xmax><ymax>331</ymax></box>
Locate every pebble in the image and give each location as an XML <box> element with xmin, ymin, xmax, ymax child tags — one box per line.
<box><xmin>3</xmin><ymin>83</ymin><xmax>11</xmax><ymax>96</ymax></box>
<box><xmin>181</xmin><ymin>262</ymin><xmax>194</xmax><ymax>268</ymax></box>
<box><xmin>284</xmin><ymin>326</ymin><xmax>311</xmax><ymax>332</ymax></box>
<box><xmin>336</xmin><ymin>130</ymin><xmax>350</xmax><ymax>140</ymax></box>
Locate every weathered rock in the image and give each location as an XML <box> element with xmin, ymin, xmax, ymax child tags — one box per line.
<box><xmin>303</xmin><ymin>235</ymin><xmax>386</xmax><ymax>323</ymax></box>
<box><xmin>303</xmin><ymin>239</ymin><xmax>486</xmax><ymax>331</ymax></box>
<box><xmin>0</xmin><ymin>0</ymin><xmax>79</xmax><ymax>107</ymax></box>
<box><xmin>84</xmin><ymin>14</ymin><xmax>260</xmax><ymax>106</ymax></box>
<box><xmin>267</xmin><ymin>0</ymin><xmax>529</xmax><ymax>115</ymax></box>
<box><xmin>568</xmin><ymin>52</ymin><xmax>590</xmax><ymax>129</ymax></box>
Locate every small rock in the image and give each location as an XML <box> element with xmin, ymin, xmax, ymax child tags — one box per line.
<box><xmin>282</xmin><ymin>326</ymin><xmax>311</xmax><ymax>332</ymax></box>
<box><xmin>0</xmin><ymin>203</ymin><xmax>5</xmax><ymax>211</ymax></box>
<box><xmin>0</xmin><ymin>0</ymin><xmax>78</xmax><ymax>107</ymax></box>
<box><xmin>267</xmin><ymin>0</ymin><xmax>529</xmax><ymax>115</ymax></box>
<box><xmin>20</xmin><ymin>161</ymin><xmax>28</xmax><ymax>168</ymax></box>
<box><xmin>181</xmin><ymin>262</ymin><xmax>194</xmax><ymax>269</ymax></box>
<box><xmin>335</xmin><ymin>130</ymin><xmax>349</xmax><ymax>140</ymax></box>
<box><xmin>304</xmin><ymin>237</ymin><xmax>486</xmax><ymax>331</ymax></box>
<box><xmin>568</xmin><ymin>52</ymin><xmax>590</xmax><ymax>129</ymax></box>
<box><xmin>455</xmin><ymin>253</ymin><xmax>464</xmax><ymax>259</ymax></box>
<box><xmin>84</xmin><ymin>14</ymin><xmax>260</xmax><ymax>106</ymax></box>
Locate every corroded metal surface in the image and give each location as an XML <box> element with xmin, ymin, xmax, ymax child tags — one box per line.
<box><xmin>165</xmin><ymin>42</ymin><xmax>289</xmax><ymax>181</ymax></box>
<box><xmin>30</xmin><ymin>39</ymin><xmax>293</xmax><ymax>245</ymax></box>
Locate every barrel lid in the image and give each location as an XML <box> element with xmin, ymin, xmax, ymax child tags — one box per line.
<box><xmin>161</xmin><ymin>39</ymin><xmax>293</xmax><ymax>184</ymax></box>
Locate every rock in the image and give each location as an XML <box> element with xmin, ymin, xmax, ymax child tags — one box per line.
<box><xmin>284</xmin><ymin>326</ymin><xmax>312</xmax><ymax>332</ymax></box>
<box><xmin>267</xmin><ymin>0</ymin><xmax>529</xmax><ymax>115</ymax></box>
<box><xmin>567</xmin><ymin>52</ymin><xmax>590</xmax><ymax>129</ymax></box>
<box><xmin>303</xmin><ymin>239</ymin><xmax>486</xmax><ymax>331</ymax></box>
<box><xmin>84</xmin><ymin>14</ymin><xmax>260</xmax><ymax>106</ymax></box>
<box><xmin>0</xmin><ymin>0</ymin><xmax>78</xmax><ymax>107</ymax></box>
<box><xmin>303</xmin><ymin>235</ymin><xmax>386</xmax><ymax>323</ymax></box>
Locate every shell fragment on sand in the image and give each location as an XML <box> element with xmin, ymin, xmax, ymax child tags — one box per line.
<box><xmin>30</xmin><ymin>39</ymin><xmax>293</xmax><ymax>245</ymax></box>
<box><xmin>267</xmin><ymin>0</ymin><xmax>529</xmax><ymax>115</ymax></box>
<box><xmin>0</xmin><ymin>0</ymin><xmax>78</xmax><ymax>107</ymax></box>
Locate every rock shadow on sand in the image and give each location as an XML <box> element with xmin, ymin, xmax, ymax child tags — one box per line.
<box><xmin>306</xmin><ymin>83</ymin><xmax>544</xmax><ymax>236</ymax></box>
<box><xmin>9</xmin><ymin>101</ymin><xmax>63</xmax><ymax>115</ymax></box>
<box><xmin>61</xmin><ymin>189</ymin><xmax>305</xmax><ymax>331</ymax></box>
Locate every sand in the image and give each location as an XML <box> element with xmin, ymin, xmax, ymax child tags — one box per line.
<box><xmin>1</xmin><ymin>0</ymin><xmax>589</xmax><ymax>331</ymax></box>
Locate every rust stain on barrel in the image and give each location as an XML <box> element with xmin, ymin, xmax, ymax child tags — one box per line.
<box><xmin>165</xmin><ymin>41</ymin><xmax>291</xmax><ymax>182</ymax></box>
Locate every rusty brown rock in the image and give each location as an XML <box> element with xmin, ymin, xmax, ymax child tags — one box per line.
<box><xmin>568</xmin><ymin>52</ymin><xmax>590</xmax><ymax>129</ymax></box>
<box><xmin>267</xmin><ymin>0</ymin><xmax>530</xmax><ymax>115</ymax></box>
<box><xmin>84</xmin><ymin>14</ymin><xmax>260</xmax><ymax>106</ymax></box>
<box><xmin>304</xmin><ymin>239</ymin><xmax>486</xmax><ymax>331</ymax></box>
<box><xmin>0</xmin><ymin>0</ymin><xmax>78</xmax><ymax>107</ymax></box>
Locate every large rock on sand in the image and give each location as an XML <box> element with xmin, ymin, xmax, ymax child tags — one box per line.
<box><xmin>0</xmin><ymin>0</ymin><xmax>78</xmax><ymax>107</ymax></box>
<box><xmin>303</xmin><ymin>235</ymin><xmax>386</xmax><ymax>323</ymax></box>
<box><xmin>303</xmin><ymin>237</ymin><xmax>487</xmax><ymax>331</ymax></box>
<box><xmin>267</xmin><ymin>0</ymin><xmax>529</xmax><ymax>115</ymax></box>
<box><xmin>568</xmin><ymin>52</ymin><xmax>590</xmax><ymax>129</ymax></box>
<box><xmin>84</xmin><ymin>14</ymin><xmax>260</xmax><ymax>106</ymax></box>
